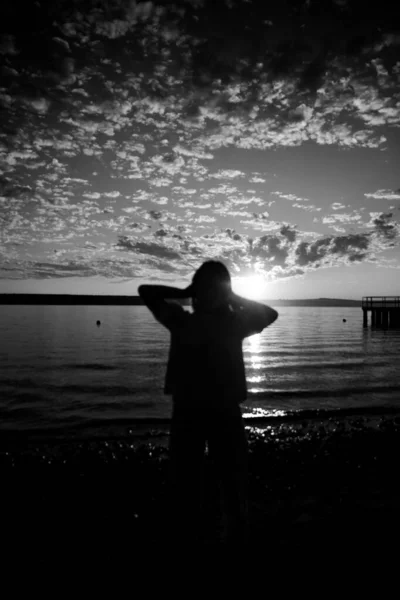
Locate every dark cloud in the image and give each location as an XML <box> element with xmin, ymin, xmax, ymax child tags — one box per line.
<box><xmin>348</xmin><ymin>252</ymin><xmax>367</xmax><ymax>262</ymax></box>
<box><xmin>180</xmin><ymin>240</ymin><xmax>202</xmax><ymax>255</ymax></box>
<box><xmin>181</xmin><ymin>0</ymin><xmax>400</xmax><ymax>96</ymax></box>
<box><xmin>295</xmin><ymin>237</ymin><xmax>333</xmax><ymax>266</ymax></box>
<box><xmin>4</xmin><ymin>255</ymin><xmax>148</xmax><ymax>282</ymax></box>
<box><xmin>373</xmin><ymin>212</ymin><xmax>397</xmax><ymax>239</ymax></box>
<box><xmin>33</xmin><ymin>262</ymin><xmax>85</xmax><ymax>272</ymax></box>
<box><xmin>1</xmin><ymin>0</ymin><xmax>399</xmax><ymax>142</ymax></box>
<box><xmin>148</xmin><ymin>210</ymin><xmax>163</xmax><ymax>220</ymax></box>
<box><xmin>115</xmin><ymin>236</ymin><xmax>182</xmax><ymax>261</ymax></box>
<box><xmin>0</xmin><ymin>176</ymin><xmax>33</xmax><ymax>199</ymax></box>
<box><xmin>250</xmin><ymin>234</ymin><xmax>289</xmax><ymax>266</ymax></box>
<box><xmin>280</xmin><ymin>224</ymin><xmax>297</xmax><ymax>242</ymax></box>
<box><xmin>26</xmin><ymin>261</ymin><xmax>94</xmax><ymax>279</ymax></box>
<box><xmin>126</xmin><ymin>222</ymin><xmax>151</xmax><ymax>231</ymax></box>
<box><xmin>224</xmin><ymin>229</ymin><xmax>374</xmax><ymax>276</ymax></box>
<box><xmin>330</xmin><ymin>233</ymin><xmax>370</xmax><ymax>254</ymax></box>
<box><xmin>139</xmin><ymin>255</ymin><xmax>186</xmax><ymax>274</ymax></box>
<box><xmin>225</xmin><ymin>228</ymin><xmax>242</xmax><ymax>241</ymax></box>
<box><xmin>295</xmin><ymin>232</ymin><xmax>373</xmax><ymax>269</ymax></box>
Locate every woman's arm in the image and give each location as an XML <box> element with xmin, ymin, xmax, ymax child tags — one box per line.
<box><xmin>229</xmin><ymin>291</ymin><xmax>278</xmax><ymax>335</ymax></box>
<box><xmin>138</xmin><ymin>284</ymin><xmax>193</xmax><ymax>302</ymax></box>
<box><xmin>138</xmin><ymin>284</ymin><xmax>193</xmax><ymax>328</ymax></box>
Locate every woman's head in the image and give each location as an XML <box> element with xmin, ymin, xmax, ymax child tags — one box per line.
<box><xmin>191</xmin><ymin>261</ymin><xmax>231</xmax><ymax>312</ymax></box>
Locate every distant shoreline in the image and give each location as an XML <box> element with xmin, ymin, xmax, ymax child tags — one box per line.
<box><xmin>0</xmin><ymin>294</ymin><xmax>361</xmax><ymax>307</ymax></box>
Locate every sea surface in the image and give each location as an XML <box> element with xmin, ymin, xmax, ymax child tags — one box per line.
<box><xmin>1</xmin><ymin>304</ymin><xmax>400</xmax><ymax>445</ymax></box>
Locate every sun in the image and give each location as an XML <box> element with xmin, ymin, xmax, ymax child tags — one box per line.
<box><xmin>232</xmin><ymin>275</ymin><xmax>267</xmax><ymax>300</ymax></box>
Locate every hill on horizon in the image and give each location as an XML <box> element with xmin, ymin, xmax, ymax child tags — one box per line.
<box><xmin>0</xmin><ymin>294</ymin><xmax>361</xmax><ymax>306</ymax></box>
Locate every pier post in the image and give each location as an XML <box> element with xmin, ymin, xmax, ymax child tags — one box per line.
<box><xmin>391</xmin><ymin>311</ymin><xmax>400</xmax><ymax>327</ymax></box>
<box><xmin>362</xmin><ymin>297</ymin><xmax>400</xmax><ymax>328</ymax></box>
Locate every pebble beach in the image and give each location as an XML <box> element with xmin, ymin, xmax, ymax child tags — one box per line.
<box><xmin>2</xmin><ymin>413</ymin><xmax>400</xmax><ymax>575</ymax></box>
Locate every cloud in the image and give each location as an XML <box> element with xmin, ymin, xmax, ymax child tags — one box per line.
<box><xmin>271</xmin><ymin>191</ymin><xmax>310</xmax><ymax>202</ymax></box>
<box><xmin>372</xmin><ymin>212</ymin><xmax>398</xmax><ymax>239</ymax></box>
<box><xmin>2</xmin><ymin>207</ymin><xmax>398</xmax><ymax>281</ymax></box>
<box><xmin>174</xmin><ymin>146</ymin><xmax>214</xmax><ymax>160</ymax></box>
<box><xmin>330</xmin><ymin>234</ymin><xmax>370</xmax><ymax>255</ymax></box>
<box><xmin>115</xmin><ymin>237</ymin><xmax>182</xmax><ymax>261</ymax></box>
<box><xmin>209</xmin><ymin>169</ymin><xmax>244</xmax><ymax>179</ymax></box>
<box><xmin>250</xmin><ymin>235</ymin><xmax>289</xmax><ymax>267</ymax></box>
<box><xmin>148</xmin><ymin>177</ymin><xmax>173</xmax><ymax>187</ymax></box>
<box><xmin>172</xmin><ymin>186</ymin><xmax>197</xmax><ymax>196</ymax></box>
<box><xmin>295</xmin><ymin>237</ymin><xmax>334</xmax><ymax>266</ymax></box>
<box><xmin>3</xmin><ymin>255</ymin><xmax>145</xmax><ymax>280</ymax></box>
<box><xmin>154</xmin><ymin>229</ymin><xmax>168</xmax><ymax>237</ymax></box>
<box><xmin>194</xmin><ymin>215</ymin><xmax>216</xmax><ymax>223</ymax></box>
<box><xmin>280</xmin><ymin>224</ymin><xmax>297</xmax><ymax>243</ymax></box>
<box><xmin>209</xmin><ymin>184</ymin><xmax>238</xmax><ymax>195</ymax></box>
<box><xmin>148</xmin><ymin>210</ymin><xmax>163</xmax><ymax>220</ymax></box>
<box><xmin>225</xmin><ymin>228</ymin><xmax>242</xmax><ymax>242</ymax></box>
<box><xmin>124</xmin><ymin>221</ymin><xmax>151</xmax><ymax>232</ymax></box>
<box><xmin>292</xmin><ymin>202</ymin><xmax>322</xmax><ymax>212</ymax></box>
<box><xmin>83</xmin><ymin>192</ymin><xmax>101</xmax><ymax>199</ymax></box>
<box><xmin>0</xmin><ymin>176</ymin><xmax>33</xmax><ymax>199</ymax></box>
<box><xmin>364</xmin><ymin>189</ymin><xmax>400</xmax><ymax>200</ymax></box>
<box><xmin>322</xmin><ymin>212</ymin><xmax>363</xmax><ymax>225</ymax></box>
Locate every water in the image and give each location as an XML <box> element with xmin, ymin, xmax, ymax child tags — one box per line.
<box><xmin>1</xmin><ymin>304</ymin><xmax>400</xmax><ymax>443</ymax></box>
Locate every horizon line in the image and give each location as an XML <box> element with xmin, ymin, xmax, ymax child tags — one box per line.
<box><xmin>0</xmin><ymin>293</ymin><xmax>362</xmax><ymax>303</ymax></box>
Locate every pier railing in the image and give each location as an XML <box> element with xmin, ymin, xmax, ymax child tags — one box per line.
<box><xmin>362</xmin><ymin>296</ymin><xmax>400</xmax><ymax>309</ymax></box>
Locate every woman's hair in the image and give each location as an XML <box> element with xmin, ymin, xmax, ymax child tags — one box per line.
<box><xmin>192</xmin><ymin>260</ymin><xmax>231</xmax><ymax>290</ymax></box>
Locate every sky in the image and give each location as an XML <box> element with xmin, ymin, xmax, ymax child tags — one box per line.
<box><xmin>1</xmin><ymin>0</ymin><xmax>400</xmax><ymax>300</ymax></box>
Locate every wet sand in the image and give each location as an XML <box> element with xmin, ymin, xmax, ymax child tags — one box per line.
<box><xmin>2</xmin><ymin>414</ymin><xmax>400</xmax><ymax>575</ymax></box>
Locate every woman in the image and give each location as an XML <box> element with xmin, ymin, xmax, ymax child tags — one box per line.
<box><xmin>139</xmin><ymin>261</ymin><xmax>278</xmax><ymax>550</ymax></box>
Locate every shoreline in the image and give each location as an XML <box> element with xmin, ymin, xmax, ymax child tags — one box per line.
<box><xmin>1</xmin><ymin>407</ymin><xmax>400</xmax><ymax>452</ymax></box>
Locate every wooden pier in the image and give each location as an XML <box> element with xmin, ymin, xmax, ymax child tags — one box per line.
<box><xmin>362</xmin><ymin>297</ymin><xmax>400</xmax><ymax>327</ymax></box>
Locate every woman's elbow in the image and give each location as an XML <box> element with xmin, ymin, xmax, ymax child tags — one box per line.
<box><xmin>138</xmin><ymin>285</ymin><xmax>149</xmax><ymax>297</ymax></box>
<box><xmin>138</xmin><ymin>285</ymin><xmax>151</xmax><ymax>304</ymax></box>
<box><xmin>264</xmin><ymin>307</ymin><xmax>278</xmax><ymax>327</ymax></box>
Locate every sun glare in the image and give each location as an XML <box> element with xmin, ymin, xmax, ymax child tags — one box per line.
<box><xmin>233</xmin><ymin>275</ymin><xmax>267</xmax><ymax>300</ymax></box>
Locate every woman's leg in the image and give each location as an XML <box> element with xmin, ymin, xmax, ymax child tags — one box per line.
<box><xmin>207</xmin><ymin>410</ymin><xmax>249</xmax><ymax>549</ymax></box>
<box><xmin>168</xmin><ymin>406</ymin><xmax>206</xmax><ymax>548</ymax></box>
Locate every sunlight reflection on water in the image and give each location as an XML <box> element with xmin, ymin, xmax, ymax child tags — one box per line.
<box><xmin>247</xmin><ymin>375</ymin><xmax>265</xmax><ymax>383</ymax></box>
<box><xmin>242</xmin><ymin>408</ymin><xmax>287</xmax><ymax>418</ymax></box>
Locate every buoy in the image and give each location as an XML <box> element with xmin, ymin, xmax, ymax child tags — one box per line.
<box><xmin>96</xmin><ymin>320</ymin><xmax>101</xmax><ymax>326</ymax></box>
<box><xmin>343</xmin><ymin>318</ymin><xmax>346</xmax><ymax>322</ymax></box>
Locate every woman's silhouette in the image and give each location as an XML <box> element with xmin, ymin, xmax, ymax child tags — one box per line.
<box><xmin>139</xmin><ymin>261</ymin><xmax>278</xmax><ymax>550</ymax></box>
